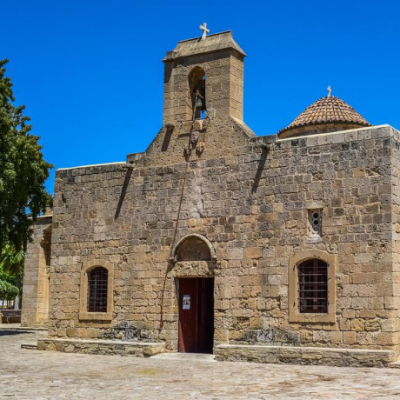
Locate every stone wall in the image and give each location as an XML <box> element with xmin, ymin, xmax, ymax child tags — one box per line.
<box><xmin>163</xmin><ymin>49</ymin><xmax>244</xmax><ymax>124</ymax></box>
<box><xmin>21</xmin><ymin>215</ymin><xmax>52</xmax><ymax>328</ymax></box>
<box><xmin>389</xmin><ymin>133</ymin><xmax>400</xmax><ymax>354</ymax></box>
<box><xmin>47</xmin><ymin>124</ymin><xmax>400</xmax><ymax>355</ymax></box>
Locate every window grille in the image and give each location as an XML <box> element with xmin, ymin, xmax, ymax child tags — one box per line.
<box><xmin>298</xmin><ymin>259</ymin><xmax>328</xmax><ymax>313</ymax></box>
<box><xmin>309</xmin><ymin>209</ymin><xmax>322</xmax><ymax>236</ymax></box>
<box><xmin>87</xmin><ymin>267</ymin><xmax>108</xmax><ymax>313</ymax></box>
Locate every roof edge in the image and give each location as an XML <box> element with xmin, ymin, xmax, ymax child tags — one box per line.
<box><xmin>163</xmin><ymin>30</ymin><xmax>246</xmax><ymax>61</ymax></box>
<box><xmin>177</xmin><ymin>30</ymin><xmax>233</xmax><ymax>44</ymax></box>
<box><xmin>57</xmin><ymin>162</ymin><xmax>126</xmax><ymax>171</ymax></box>
<box><xmin>277</xmin><ymin>124</ymin><xmax>392</xmax><ymax>142</ymax></box>
<box><xmin>278</xmin><ymin>120</ymin><xmax>372</xmax><ymax>135</ymax></box>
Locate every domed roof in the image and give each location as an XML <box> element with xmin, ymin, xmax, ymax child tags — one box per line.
<box><xmin>278</xmin><ymin>94</ymin><xmax>371</xmax><ymax>139</ymax></box>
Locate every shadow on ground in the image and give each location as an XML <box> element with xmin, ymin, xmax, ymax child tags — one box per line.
<box><xmin>0</xmin><ymin>330</ymin><xmax>31</xmax><ymax>337</ymax></box>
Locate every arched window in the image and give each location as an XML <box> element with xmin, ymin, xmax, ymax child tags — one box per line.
<box><xmin>87</xmin><ymin>267</ymin><xmax>108</xmax><ymax>313</ymax></box>
<box><xmin>188</xmin><ymin>67</ymin><xmax>206</xmax><ymax>120</ymax></box>
<box><xmin>79</xmin><ymin>260</ymin><xmax>113</xmax><ymax>321</ymax></box>
<box><xmin>298</xmin><ymin>259</ymin><xmax>328</xmax><ymax>313</ymax></box>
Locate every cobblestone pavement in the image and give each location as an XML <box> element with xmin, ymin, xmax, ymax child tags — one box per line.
<box><xmin>2</xmin><ymin>329</ymin><xmax>400</xmax><ymax>399</ymax></box>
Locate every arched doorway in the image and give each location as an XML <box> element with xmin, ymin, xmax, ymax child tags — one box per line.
<box><xmin>173</xmin><ymin>235</ymin><xmax>215</xmax><ymax>354</ymax></box>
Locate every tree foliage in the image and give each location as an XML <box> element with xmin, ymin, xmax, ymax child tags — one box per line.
<box><xmin>0</xmin><ymin>58</ymin><xmax>53</xmax><ymax>252</ymax></box>
<box><xmin>0</xmin><ymin>251</ymin><xmax>21</xmax><ymax>303</ymax></box>
<box><xmin>0</xmin><ymin>242</ymin><xmax>24</xmax><ymax>298</ymax></box>
<box><xmin>0</xmin><ymin>279</ymin><xmax>19</xmax><ymax>301</ymax></box>
<box><xmin>0</xmin><ymin>243</ymin><xmax>24</xmax><ymax>277</ymax></box>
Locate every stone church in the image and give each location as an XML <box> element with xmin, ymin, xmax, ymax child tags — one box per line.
<box><xmin>21</xmin><ymin>28</ymin><xmax>400</xmax><ymax>367</ymax></box>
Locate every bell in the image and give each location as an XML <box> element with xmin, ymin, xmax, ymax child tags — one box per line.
<box><xmin>195</xmin><ymin>96</ymin><xmax>203</xmax><ymax>109</ymax></box>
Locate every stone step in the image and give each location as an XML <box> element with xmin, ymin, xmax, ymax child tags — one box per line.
<box><xmin>215</xmin><ymin>344</ymin><xmax>397</xmax><ymax>368</ymax></box>
<box><xmin>151</xmin><ymin>352</ymin><xmax>216</xmax><ymax>362</ymax></box>
<box><xmin>388</xmin><ymin>361</ymin><xmax>400</xmax><ymax>369</ymax></box>
<box><xmin>21</xmin><ymin>343</ymin><xmax>38</xmax><ymax>350</ymax></box>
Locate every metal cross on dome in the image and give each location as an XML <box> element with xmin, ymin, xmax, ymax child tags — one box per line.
<box><xmin>199</xmin><ymin>23</ymin><xmax>210</xmax><ymax>40</ymax></box>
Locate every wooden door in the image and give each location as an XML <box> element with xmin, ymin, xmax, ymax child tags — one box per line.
<box><xmin>178</xmin><ymin>278</ymin><xmax>214</xmax><ymax>353</ymax></box>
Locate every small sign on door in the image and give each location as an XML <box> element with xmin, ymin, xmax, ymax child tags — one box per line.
<box><xmin>183</xmin><ymin>294</ymin><xmax>191</xmax><ymax>310</ymax></box>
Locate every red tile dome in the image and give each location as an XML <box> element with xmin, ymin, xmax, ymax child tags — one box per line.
<box><xmin>278</xmin><ymin>95</ymin><xmax>371</xmax><ymax>139</ymax></box>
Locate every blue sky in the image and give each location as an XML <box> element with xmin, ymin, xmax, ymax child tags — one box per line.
<box><xmin>2</xmin><ymin>0</ymin><xmax>400</xmax><ymax>194</ymax></box>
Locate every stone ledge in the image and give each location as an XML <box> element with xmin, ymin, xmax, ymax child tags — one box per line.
<box><xmin>1</xmin><ymin>310</ymin><xmax>21</xmax><ymax>324</ymax></box>
<box><xmin>37</xmin><ymin>338</ymin><xmax>165</xmax><ymax>357</ymax></box>
<box><xmin>388</xmin><ymin>361</ymin><xmax>400</xmax><ymax>369</ymax></box>
<box><xmin>21</xmin><ymin>343</ymin><xmax>38</xmax><ymax>350</ymax></box>
<box><xmin>215</xmin><ymin>344</ymin><xmax>397</xmax><ymax>368</ymax></box>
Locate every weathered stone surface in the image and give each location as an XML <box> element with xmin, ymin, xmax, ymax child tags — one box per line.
<box><xmin>37</xmin><ymin>338</ymin><xmax>165</xmax><ymax>357</ymax></box>
<box><xmin>22</xmin><ymin>29</ymin><xmax>400</xmax><ymax>368</ymax></box>
<box><xmin>21</xmin><ymin>215</ymin><xmax>52</xmax><ymax>328</ymax></box>
<box><xmin>215</xmin><ymin>343</ymin><xmax>397</xmax><ymax>368</ymax></box>
<box><xmin>41</xmin><ymin>121</ymin><xmax>400</xmax><ymax>365</ymax></box>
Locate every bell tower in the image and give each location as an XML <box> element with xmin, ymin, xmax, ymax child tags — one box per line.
<box><xmin>162</xmin><ymin>29</ymin><xmax>246</xmax><ymax>124</ymax></box>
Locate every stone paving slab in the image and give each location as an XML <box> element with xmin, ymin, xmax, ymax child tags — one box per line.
<box><xmin>2</xmin><ymin>330</ymin><xmax>400</xmax><ymax>399</ymax></box>
<box><xmin>0</xmin><ymin>323</ymin><xmax>47</xmax><ymax>331</ymax></box>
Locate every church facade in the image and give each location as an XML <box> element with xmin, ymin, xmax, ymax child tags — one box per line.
<box><xmin>21</xmin><ymin>30</ymin><xmax>400</xmax><ymax>367</ymax></box>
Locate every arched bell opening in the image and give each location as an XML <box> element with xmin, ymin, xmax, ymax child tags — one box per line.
<box><xmin>187</xmin><ymin>67</ymin><xmax>206</xmax><ymax>120</ymax></box>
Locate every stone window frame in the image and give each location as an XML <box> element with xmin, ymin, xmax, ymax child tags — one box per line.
<box><xmin>309</xmin><ymin>209</ymin><xmax>322</xmax><ymax>237</ymax></box>
<box><xmin>306</xmin><ymin>202</ymin><xmax>324</xmax><ymax>243</ymax></box>
<box><xmin>288</xmin><ymin>250</ymin><xmax>336</xmax><ymax>324</ymax></box>
<box><xmin>79</xmin><ymin>260</ymin><xmax>114</xmax><ymax>321</ymax></box>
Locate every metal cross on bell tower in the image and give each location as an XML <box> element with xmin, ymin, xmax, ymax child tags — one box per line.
<box><xmin>199</xmin><ymin>23</ymin><xmax>210</xmax><ymax>40</ymax></box>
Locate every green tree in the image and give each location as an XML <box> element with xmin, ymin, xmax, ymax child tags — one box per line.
<box><xmin>0</xmin><ymin>255</ymin><xmax>20</xmax><ymax>307</ymax></box>
<box><xmin>0</xmin><ymin>58</ymin><xmax>53</xmax><ymax>253</ymax></box>
<box><xmin>0</xmin><ymin>243</ymin><xmax>24</xmax><ymax>289</ymax></box>
<box><xmin>0</xmin><ymin>279</ymin><xmax>19</xmax><ymax>303</ymax></box>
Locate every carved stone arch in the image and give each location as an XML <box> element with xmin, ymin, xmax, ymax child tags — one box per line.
<box><xmin>188</xmin><ymin>65</ymin><xmax>207</xmax><ymax>76</ymax></box>
<box><xmin>168</xmin><ymin>234</ymin><xmax>217</xmax><ymax>278</ymax></box>
<box><xmin>170</xmin><ymin>234</ymin><xmax>216</xmax><ymax>262</ymax></box>
<box><xmin>290</xmin><ymin>249</ymin><xmax>335</xmax><ymax>267</ymax></box>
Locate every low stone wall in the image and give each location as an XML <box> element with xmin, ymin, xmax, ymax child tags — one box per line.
<box><xmin>215</xmin><ymin>344</ymin><xmax>398</xmax><ymax>368</ymax></box>
<box><xmin>37</xmin><ymin>338</ymin><xmax>165</xmax><ymax>357</ymax></box>
<box><xmin>1</xmin><ymin>310</ymin><xmax>21</xmax><ymax>324</ymax></box>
